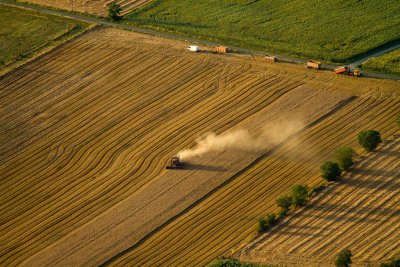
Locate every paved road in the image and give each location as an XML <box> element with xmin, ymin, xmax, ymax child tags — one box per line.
<box><xmin>1</xmin><ymin>0</ymin><xmax>399</xmax><ymax>80</ymax></box>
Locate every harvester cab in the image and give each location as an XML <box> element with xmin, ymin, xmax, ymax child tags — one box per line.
<box><xmin>166</xmin><ymin>155</ymin><xmax>184</xmax><ymax>169</ymax></box>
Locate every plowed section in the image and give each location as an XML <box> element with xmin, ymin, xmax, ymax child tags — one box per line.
<box><xmin>18</xmin><ymin>0</ymin><xmax>152</xmax><ymax>16</ymax></box>
<box><xmin>0</xmin><ymin>28</ymin><xmax>323</xmax><ymax>266</ymax></box>
<box><xmin>108</xmin><ymin>90</ymin><xmax>400</xmax><ymax>265</ymax></box>
<box><xmin>241</xmin><ymin>137</ymin><xmax>400</xmax><ymax>266</ymax></box>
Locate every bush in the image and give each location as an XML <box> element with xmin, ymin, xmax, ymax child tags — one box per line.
<box><xmin>381</xmin><ymin>259</ymin><xmax>400</xmax><ymax>267</ymax></box>
<box><xmin>291</xmin><ymin>184</ymin><xmax>308</xmax><ymax>208</ymax></box>
<box><xmin>276</xmin><ymin>195</ymin><xmax>292</xmax><ymax>214</ymax></box>
<box><xmin>208</xmin><ymin>259</ymin><xmax>264</xmax><ymax>267</ymax></box>
<box><xmin>358</xmin><ymin>130</ymin><xmax>382</xmax><ymax>152</ymax></box>
<box><xmin>335</xmin><ymin>249</ymin><xmax>352</xmax><ymax>267</ymax></box>
<box><xmin>266</xmin><ymin>213</ymin><xmax>277</xmax><ymax>226</ymax></box>
<box><xmin>108</xmin><ymin>2</ymin><xmax>122</xmax><ymax>21</ymax></box>
<box><xmin>320</xmin><ymin>161</ymin><xmax>341</xmax><ymax>182</ymax></box>
<box><xmin>334</xmin><ymin>146</ymin><xmax>355</xmax><ymax>171</ymax></box>
<box><xmin>257</xmin><ymin>218</ymin><xmax>267</xmax><ymax>233</ymax></box>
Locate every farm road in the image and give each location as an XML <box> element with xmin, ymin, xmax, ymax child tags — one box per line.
<box><xmin>1</xmin><ymin>0</ymin><xmax>400</xmax><ymax>80</ymax></box>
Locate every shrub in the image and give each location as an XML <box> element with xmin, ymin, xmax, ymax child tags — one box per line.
<box><xmin>321</xmin><ymin>161</ymin><xmax>341</xmax><ymax>182</ymax></box>
<box><xmin>108</xmin><ymin>2</ymin><xmax>122</xmax><ymax>21</ymax></box>
<box><xmin>358</xmin><ymin>130</ymin><xmax>382</xmax><ymax>152</ymax></box>
<box><xmin>335</xmin><ymin>249</ymin><xmax>352</xmax><ymax>267</ymax></box>
<box><xmin>334</xmin><ymin>146</ymin><xmax>355</xmax><ymax>171</ymax></box>
<box><xmin>381</xmin><ymin>259</ymin><xmax>400</xmax><ymax>267</ymax></box>
<box><xmin>276</xmin><ymin>195</ymin><xmax>292</xmax><ymax>214</ymax></box>
<box><xmin>257</xmin><ymin>218</ymin><xmax>267</xmax><ymax>233</ymax></box>
<box><xmin>291</xmin><ymin>184</ymin><xmax>308</xmax><ymax>208</ymax></box>
<box><xmin>208</xmin><ymin>259</ymin><xmax>264</xmax><ymax>267</ymax></box>
<box><xmin>266</xmin><ymin>213</ymin><xmax>277</xmax><ymax>226</ymax></box>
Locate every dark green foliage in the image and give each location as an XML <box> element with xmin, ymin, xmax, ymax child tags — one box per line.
<box><xmin>334</xmin><ymin>146</ymin><xmax>355</xmax><ymax>171</ymax></box>
<box><xmin>358</xmin><ymin>130</ymin><xmax>382</xmax><ymax>152</ymax></box>
<box><xmin>291</xmin><ymin>184</ymin><xmax>308</xmax><ymax>208</ymax></box>
<box><xmin>108</xmin><ymin>2</ymin><xmax>122</xmax><ymax>21</ymax></box>
<box><xmin>361</xmin><ymin>49</ymin><xmax>400</xmax><ymax>77</ymax></box>
<box><xmin>321</xmin><ymin>161</ymin><xmax>341</xmax><ymax>182</ymax></box>
<box><xmin>381</xmin><ymin>259</ymin><xmax>400</xmax><ymax>267</ymax></box>
<box><xmin>276</xmin><ymin>195</ymin><xmax>292</xmax><ymax>214</ymax></box>
<box><xmin>335</xmin><ymin>249</ymin><xmax>352</xmax><ymax>267</ymax></box>
<box><xmin>208</xmin><ymin>258</ymin><xmax>269</xmax><ymax>267</ymax></box>
<box><xmin>257</xmin><ymin>218</ymin><xmax>267</xmax><ymax>233</ymax></box>
<box><xmin>266</xmin><ymin>213</ymin><xmax>277</xmax><ymax>226</ymax></box>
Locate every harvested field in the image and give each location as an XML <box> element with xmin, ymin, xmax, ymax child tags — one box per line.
<box><xmin>107</xmin><ymin>82</ymin><xmax>400</xmax><ymax>265</ymax></box>
<box><xmin>17</xmin><ymin>0</ymin><xmax>152</xmax><ymax>16</ymax></box>
<box><xmin>241</xmin><ymin>137</ymin><xmax>400</xmax><ymax>266</ymax></box>
<box><xmin>1</xmin><ymin>27</ymin><xmax>399</xmax><ymax>267</ymax></box>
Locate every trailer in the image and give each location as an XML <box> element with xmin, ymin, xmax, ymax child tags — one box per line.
<box><xmin>265</xmin><ymin>55</ymin><xmax>277</xmax><ymax>62</ymax></box>
<box><xmin>306</xmin><ymin>60</ymin><xmax>321</xmax><ymax>69</ymax></box>
<box><xmin>215</xmin><ymin>46</ymin><xmax>229</xmax><ymax>54</ymax></box>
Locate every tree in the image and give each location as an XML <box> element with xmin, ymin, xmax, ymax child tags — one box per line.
<box><xmin>381</xmin><ymin>259</ymin><xmax>400</xmax><ymax>267</ymax></box>
<box><xmin>335</xmin><ymin>249</ymin><xmax>352</xmax><ymax>267</ymax></box>
<box><xmin>334</xmin><ymin>146</ymin><xmax>355</xmax><ymax>171</ymax></box>
<box><xmin>321</xmin><ymin>161</ymin><xmax>341</xmax><ymax>182</ymax></box>
<box><xmin>276</xmin><ymin>195</ymin><xmax>292</xmax><ymax>214</ymax></box>
<box><xmin>358</xmin><ymin>130</ymin><xmax>382</xmax><ymax>152</ymax></box>
<box><xmin>108</xmin><ymin>2</ymin><xmax>122</xmax><ymax>21</ymax></box>
<box><xmin>266</xmin><ymin>213</ymin><xmax>277</xmax><ymax>226</ymax></box>
<box><xmin>291</xmin><ymin>184</ymin><xmax>308</xmax><ymax>208</ymax></box>
<box><xmin>257</xmin><ymin>218</ymin><xmax>267</xmax><ymax>233</ymax></box>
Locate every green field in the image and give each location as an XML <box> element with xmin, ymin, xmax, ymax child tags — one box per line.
<box><xmin>0</xmin><ymin>5</ymin><xmax>89</xmax><ymax>69</ymax></box>
<box><xmin>361</xmin><ymin>49</ymin><xmax>400</xmax><ymax>77</ymax></box>
<box><xmin>126</xmin><ymin>0</ymin><xmax>400</xmax><ymax>63</ymax></box>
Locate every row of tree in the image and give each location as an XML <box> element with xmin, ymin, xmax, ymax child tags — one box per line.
<box><xmin>321</xmin><ymin>129</ymin><xmax>382</xmax><ymax>182</ymax></box>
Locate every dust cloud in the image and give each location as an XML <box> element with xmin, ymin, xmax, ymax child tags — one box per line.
<box><xmin>179</xmin><ymin>120</ymin><xmax>304</xmax><ymax>161</ymax></box>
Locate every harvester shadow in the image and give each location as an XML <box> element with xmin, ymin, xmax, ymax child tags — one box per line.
<box><xmin>184</xmin><ymin>163</ymin><xmax>227</xmax><ymax>172</ymax></box>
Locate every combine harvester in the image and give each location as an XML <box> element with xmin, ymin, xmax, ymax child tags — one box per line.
<box><xmin>166</xmin><ymin>155</ymin><xmax>184</xmax><ymax>169</ymax></box>
<box><xmin>335</xmin><ymin>66</ymin><xmax>361</xmax><ymax>77</ymax></box>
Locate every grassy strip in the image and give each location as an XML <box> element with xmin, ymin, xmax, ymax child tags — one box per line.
<box><xmin>124</xmin><ymin>0</ymin><xmax>400</xmax><ymax>64</ymax></box>
<box><xmin>0</xmin><ymin>4</ymin><xmax>91</xmax><ymax>73</ymax></box>
<box><xmin>361</xmin><ymin>49</ymin><xmax>400</xmax><ymax>77</ymax></box>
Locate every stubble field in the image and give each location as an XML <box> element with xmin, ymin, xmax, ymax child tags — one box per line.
<box><xmin>241</xmin><ymin>137</ymin><xmax>400</xmax><ymax>266</ymax></box>
<box><xmin>0</xmin><ymin>27</ymin><xmax>399</xmax><ymax>267</ymax></box>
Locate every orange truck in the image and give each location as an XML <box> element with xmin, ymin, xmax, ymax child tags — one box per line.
<box><xmin>335</xmin><ymin>66</ymin><xmax>361</xmax><ymax>77</ymax></box>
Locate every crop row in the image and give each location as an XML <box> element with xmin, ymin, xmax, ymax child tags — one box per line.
<box><xmin>109</xmin><ymin>94</ymin><xmax>400</xmax><ymax>266</ymax></box>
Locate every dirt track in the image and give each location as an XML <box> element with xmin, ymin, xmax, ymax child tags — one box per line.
<box><xmin>240</xmin><ymin>137</ymin><xmax>400</xmax><ymax>266</ymax></box>
<box><xmin>1</xmin><ymin>28</ymin><xmax>399</xmax><ymax>266</ymax></box>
